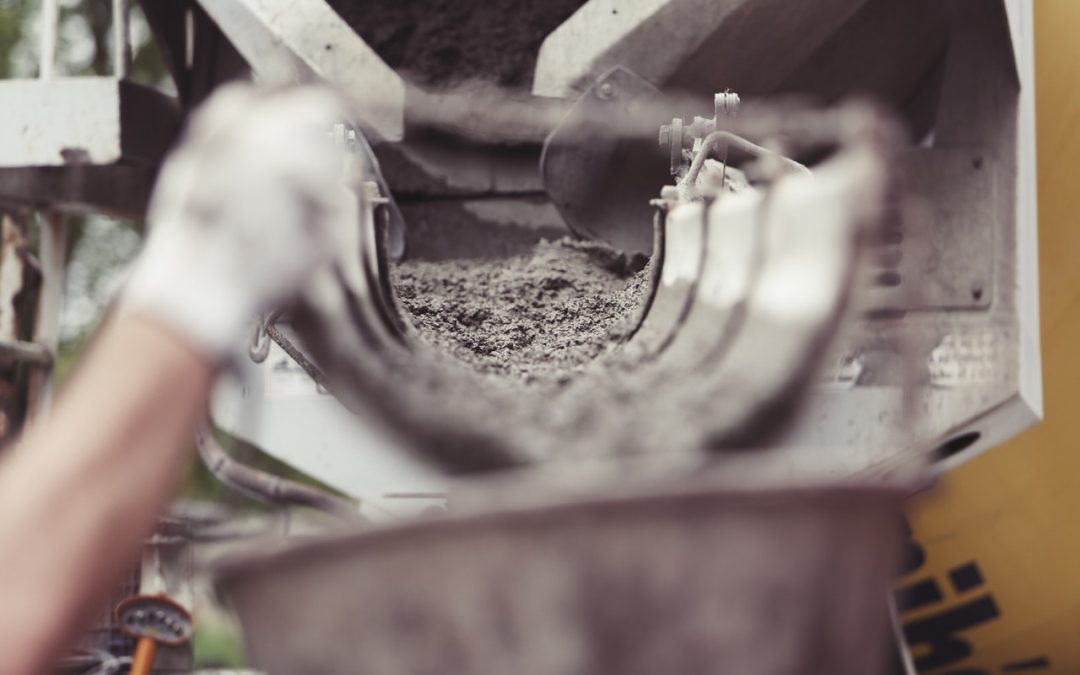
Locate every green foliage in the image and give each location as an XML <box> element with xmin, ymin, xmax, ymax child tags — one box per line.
<box><xmin>0</xmin><ymin>0</ymin><xmax>29</xmax><ymax>78</ymax></box>
<box><xmin>0</xmin><ymin>0</ymin><xmax>171</xmax><ymax>83</ymax></box>
<box><xmin>192</xmin><ymin>618</ymin><xmax>247</xmax><ymax>669</ymax></box>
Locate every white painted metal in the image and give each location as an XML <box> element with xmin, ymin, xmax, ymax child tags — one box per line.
<box><xmin>932</xmin><ymin>0</ymin><xmax>1041</xmax><ymax>472</ymax></box>
<box><xmin>112</xmin><ymin>0</ymin><xmax>130</xmax><ymax>78</ymax></box>
<box><xmin>0</xmin><ymin>78</ymin><xmax>178</xmax><ymax>168</ymax></box>
<box><xmin>194</xmin><ymin>0</ymin><xmax>406</xmax><ymax>142</ymax></box>
<box><xmin>0</xmin><ymin>79</ymin><xmax>121</xmax><ymax>166</ymax></box>
<box><xmin>38</xmin><ymin>0</ymin><xmax>58</xmax><ymax>80</ymax></box>
<box><xmin>764</xmin><ymin>1</ymin><xmax>1041</xmax><ymax>474</ymax></box>
<box><xmin>1009</xmin><ymin>0</ymin><xmax>1043</xmax><ymax>423</ymax></box>
<box><xmin>532</xmin><ymin>0</ymin><xmax>866</xmax><ymax>98</ymax></box>
<box><xmin>211</xmin><ymin>337</ymin><xmax>445</xmax><ymax>520</ymax></box>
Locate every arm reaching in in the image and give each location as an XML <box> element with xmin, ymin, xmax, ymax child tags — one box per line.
<box><xmin>0</xmin><ymin>317</ymin><xmax>213</xmax><ymax>674</ymax></box>
<box><xmin>0</xmin><ymin>83</ymin><xmax>352</xmax><ymax>674</ymax></box>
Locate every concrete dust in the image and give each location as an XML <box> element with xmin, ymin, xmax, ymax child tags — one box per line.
<box><xmin>393</xmin><ymin>238</ymin><xmax>649</xmax><ymax>382</ymax></box>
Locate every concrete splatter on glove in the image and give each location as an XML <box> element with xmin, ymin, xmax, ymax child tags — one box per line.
<box><xmin>120</xmin><ymin>83</ymin><xmax>354</xmax><ymax>362</ymax></box>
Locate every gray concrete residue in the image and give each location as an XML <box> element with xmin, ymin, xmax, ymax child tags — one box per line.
<box><xmin>328</xmin><ymin>0</ymin><xmax>590</xmax><ymax>89</ymax></box>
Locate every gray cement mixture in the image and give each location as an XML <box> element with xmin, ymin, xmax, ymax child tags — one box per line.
<box><xmin>392</xmin><ymin>238</ymin><xmax>650</xmax><ymax>383</ymax></box>
<box><xmin>303</xmin><ymin>233</ymin><xmax>764</xmax><ymax>473</ymax></box>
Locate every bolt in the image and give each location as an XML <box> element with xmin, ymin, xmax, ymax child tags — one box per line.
<box><xmin>714</xmin><ymin>91</ymin><xmax>741</xmax><ymax>118</ymax></box>
<box><xmin>597</xmin><ymin>81</ymin><xmax>615</xmax><ymax>100</ymax></box>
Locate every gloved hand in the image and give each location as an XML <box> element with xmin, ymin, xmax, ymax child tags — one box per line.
<box><xmin>119</xmin><ymin>83</ymin><xmax>355</xmax><ymax>362</ymax></box>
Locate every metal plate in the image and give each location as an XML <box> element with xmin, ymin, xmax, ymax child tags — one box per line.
<box><xmin>0</xmin><ymin>78</ymin><xmax>179</xmax><ymax>168</ymax></box>
<box><xmin>194</xmin><ymin>0</ymin><xmax>405</xmax><ymax>141</ymax></box>
<box><xmin>211</xmin><ymin>335</ymin><xmax>445</xmax><ymax>520</ymax></box>
<box><xmin>540</xmin><ymin>66</ymin><xmax>671</xmax><ymax>254</ymax></box>
<box><xmin>891</xmin><ymin>149</ymin><xmax>996</xmax><ymax>311</ymax></box>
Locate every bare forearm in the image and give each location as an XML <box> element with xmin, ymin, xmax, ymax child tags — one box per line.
<box><xmin>0</xmin><ymin>316</ymin><xmax>214</xmax><ymax>674</ymax></box>
<box><xmin>0</xmin><ymin>84</ymin><xmax>347</xmax><ymax>675</ymax></box>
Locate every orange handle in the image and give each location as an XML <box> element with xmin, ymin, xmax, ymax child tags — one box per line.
<box><xmin>129</xmin><ymin>637</ymin><xmax>157</xmax><ymax>675</ymax></box>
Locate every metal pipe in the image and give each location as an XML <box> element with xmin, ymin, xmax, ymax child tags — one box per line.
<box><xmin>0</xmin><ymin>340</ymin><xmax>53</xmax><ymax>367</ymax></box>
<box><xmin>38</xmin><ymin>0</ymin><xmax>59</xmax><ymax>79</ymax></box>
<box><xmin>195</xmin><ymin>428</ymin><xmax>364</xmax><ymax>523</ymax></box>
<box><xmin>28</xmin><ymin>212</ymin><xmax>67</xmax><ymax>415</ymax></box>
<box><xmin>112</xmin><ymin>0</ymin><xmax>130</xmax><ymax>78</ymax></box>
<box><xmin>683</xmin><ymin>130</ymin><xmax>811</xmax><ymax>190</ymax></box>
<box><xmin>265</xmin><ymin>322</ymin><xmax>327</xmax><ymax>388</ymax></box>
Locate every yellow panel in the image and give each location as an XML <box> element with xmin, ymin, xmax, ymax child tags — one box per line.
<box><xmin>901</xmin><ymin>1</ymin><xmax>1080</xmax><ymax>672</ymax></box>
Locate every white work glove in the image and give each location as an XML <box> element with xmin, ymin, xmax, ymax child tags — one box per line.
<box><xmin>120</xmin><ymin>83</ymin><xmax>354</xmax><ymax>362</ymax></box>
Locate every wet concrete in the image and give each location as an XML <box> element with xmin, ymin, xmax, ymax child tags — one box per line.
<box><xmin>302</xmin><ymin>228</ymin><xmax>794</xmax><ymax>473</ymax></box>
<box><xmin>392</xmin><ymin>237</ymin><xmax>650</xmax><ymax>383</ymax></box>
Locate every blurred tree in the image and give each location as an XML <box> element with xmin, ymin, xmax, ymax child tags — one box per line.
<box><xmin>0</xmin><ymin>0</ymin><xmax>30</xmax><ymax>78</ymax></box>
